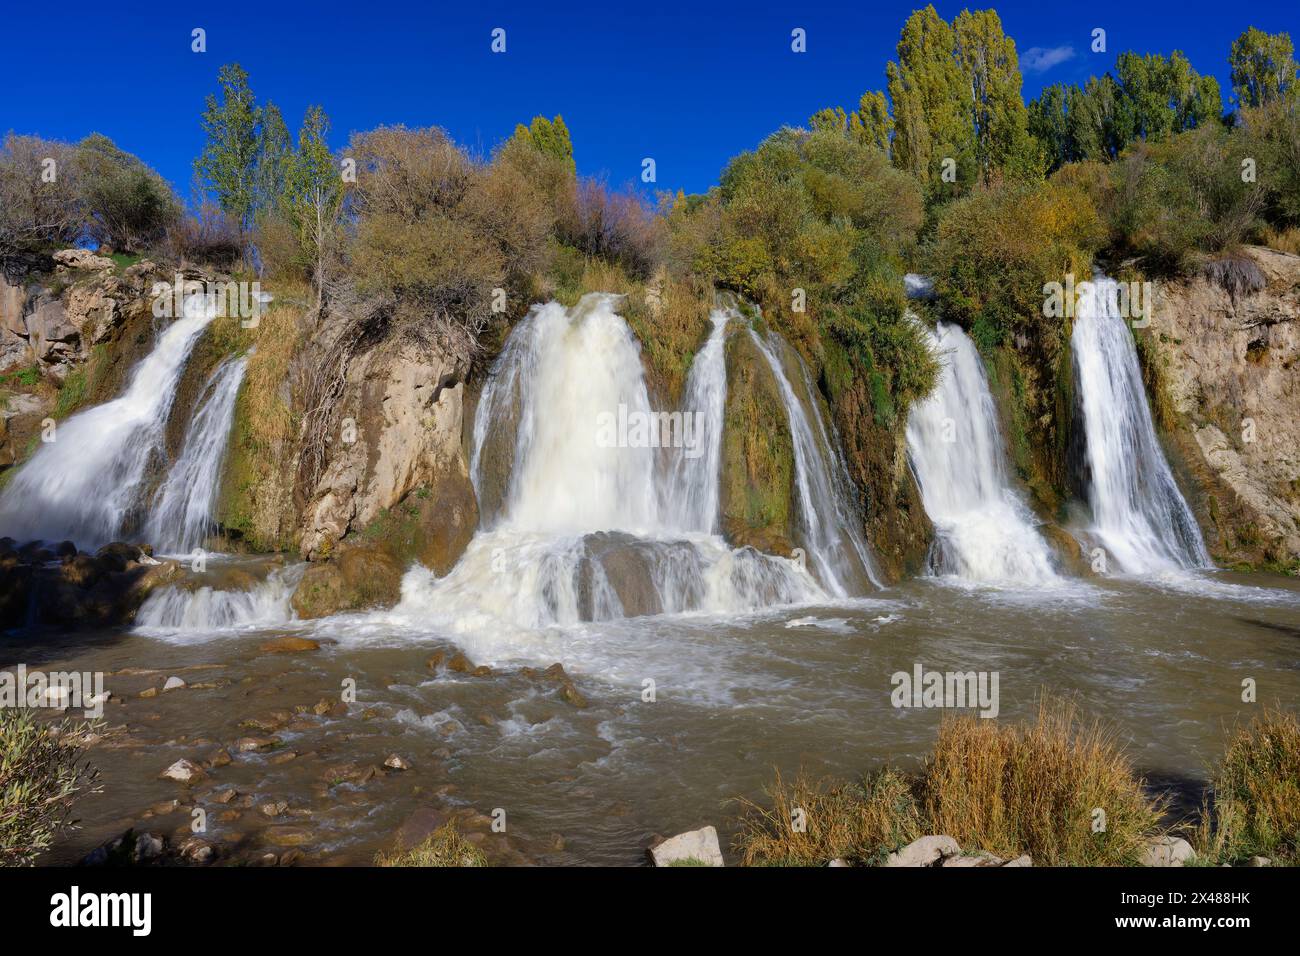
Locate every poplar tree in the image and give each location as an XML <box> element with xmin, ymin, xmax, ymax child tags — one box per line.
<box><xmin>195</xmin><ymin>63</ymin><xmax>260</xmax><ymax>231</ymax></box>
<box><xmin>1230</xmin><ymin>28</ymin><xmax>1298</xmax><ymax>109</ymax></box>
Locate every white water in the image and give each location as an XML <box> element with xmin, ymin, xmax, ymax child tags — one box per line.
<box><xmin>1072</xmin><ymin>277</ymin><xmax>1210</xmax><ymax>573</ymax></box>
<box><xmin>748</xmin><ymin>329</ymin><xmax>881</xmax><ymax>594</ymax></box>
<box><xmin>135</xmin><ymin>563</ymin><xmax>304</xmax><ymax>635</ymax></box>
<box><xmin>0</xmin><ymin>294</ymin><xmax>219</xmax><ymax>548</ymax></box>
<box><xmin>906</xmin><ymin>321</ymin><xmax>1059</xmax><ymax>584</ymax></box>
<box><xmin>660</xmin><ymin>306</ymin><xmax>729</xmax><ymax>532</ymax></box>
<box><xmin>394</xmin><ymin>294</ymin><xmax>824</xmax><ymax>647</ymax></box>
<box><xmin>145</xmin><ymin>353</ymin><xmax>249</xmax><ymax>554</ymax></box>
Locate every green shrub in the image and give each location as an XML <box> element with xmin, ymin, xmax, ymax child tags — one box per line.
<box><xmin>0</xmin><ymin>711</ymin><xmax>101</xmax><ymax>867</ymax></box>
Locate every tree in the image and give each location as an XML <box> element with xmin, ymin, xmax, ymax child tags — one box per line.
<box><xmin>75</xmin><ymin>133</ymin><xmax>180</xmax><ymax>252</ymax></box>
<box><xmin>280</xmin><ymin>105</ymin><xmax>342</xmax><ymax>305</ymax></box>
<box><xmin>195</xmin><ymin>63</ymin><xmax>260</xmax><ymax>232</ymax></box>
<box><xmin>1230</xmin><ymin>28</ymin><xmax>1298</xmax><ymax>109</ymax></box>
<box><xmin>509</xmin><ymin>115</ymin><xmax>575</xmax><ymax>173</ymax></box>
<box><xmin>0</xmin><ymin>134</ymin><xmax>83</xmax><ymax>265</ymax></box>
<box><xmin>850</xmin><ymin>91</ymin><xmax>893</xmax><ymax>153</ymax></box>
<box><xmin>254</xmin><ymin>102</ymin><xmax>293</xmax><ymax>216</ymax></box>
<box><xmin>886</xmin><ymin>5</ymin><xmax>974</xmax><ymax>189</ymax></box>
<box><xmin>953</xmin><ymin>8</ymin><xmax>1039</xmax><ymax>183</ymax></box>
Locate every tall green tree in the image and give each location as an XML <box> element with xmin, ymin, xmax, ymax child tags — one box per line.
<box><xmin>255</xmin><ymin>101</ymin><xmax>293</xmax><ymax>217</ymax></box>
<box><xmin>886</xmin><ymin>5</ymin><xmax>974</xmax><ymax>189</ymax></box>
<box><xmin>509</xmin><ymin>115</ymin><xmax>575</xmax><ymax>173</ymax></box>
<box><xmin>280</xmin><ymin>105</ymin><xmax>342</xmax><ymax>304</ymax></box>
<box><xmin>953</xmin><ymin>8</ymin><xmax>1039</xmax><ymax>183</ymax></box>
<box><xmin>1230</xmin><ymin>28</ymin><xmax>1298</xmax><ymax>109</ymax></box>
<box><xmin>850</xmin><ymin>91</ymin><xmax>894</xmax><ymax>153</ymax></box>
<box><xmin>195</xmin><ymin>63</ymin><xmax>261</xmax><ymax>231</ymax></box>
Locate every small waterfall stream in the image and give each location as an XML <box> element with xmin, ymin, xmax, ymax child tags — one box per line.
<box><xmin>747</xmin><ymin>328</ymin><xmax>881</xmax><ymax>594</ymax></box>
<box><xmin>145</xmin><ymin>352</ymin><xmax>249</xmax><ymax>554</ymax></box>
<box><xmin>1072</xmin><ymin>277</ymin><xmax>1210</xmax><ymax>573</ymax></box>
<box><xmin>906</xmin><ymin>321</ymin><xmax>1059</xmax><ymax>584</ymax></box>
<box><xmin>0</xmin><ymin>294</ymin><xmax>219</xmax><ymax>547</ymax></box>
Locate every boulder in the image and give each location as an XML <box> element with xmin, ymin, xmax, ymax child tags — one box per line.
<box><xmin>648</xmin><ymin>826</ymin><xmax>724</xmax><ymax>867</ymax></box>
<box><xmin>1140</xmin><ymin>836</ymin><xmax>1196</xmax><ymax>867</ymax></box>
<box><xmin>159</xmin><ymin>759</ymin><xmax>206</xmax><ymax>785</ymax></box>
<box><xmin>289</xmin><ymin>542</ymin><xmax>404</xmax><ymax>618</ymax></box>
<box><xmin>53</xmin><ymin>248</ymin><xmax>115</xmax><ymax>272</ymax></box>
<box><xmin>885</xmin><ymin>835</ymin><xmax>962</xmax><ymax>867</ymax></box>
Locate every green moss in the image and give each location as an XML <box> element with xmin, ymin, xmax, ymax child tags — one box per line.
<box><xmin>50</xmin><ymin>345</ymin><xmax>110</xmax><ymax>420</ymax></box>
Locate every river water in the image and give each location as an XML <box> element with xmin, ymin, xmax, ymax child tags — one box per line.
<box><xmin>14</xmin><ymin>564</ymin><xmax>1298</xmax><ymax>866</ymax></box>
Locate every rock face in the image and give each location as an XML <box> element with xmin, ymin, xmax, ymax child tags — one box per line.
<box><xmin>1146</xmin><ymin>247</ymin><xmax>1300</xmax><ymax>567</ymax></box>
<box><xmin>649</xmin><ymin>826</ymin><xmax>725</xmax><ymax>867</ymax></box>
<box><xmin>290</xmin><ymin>332</ymin><xmax>478</xmax><ymax>615</ymax></box>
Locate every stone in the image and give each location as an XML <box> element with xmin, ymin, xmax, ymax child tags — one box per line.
<box><xmin>258</xmin><ymin>636</ymin><xmax>321</xmax><ymax>654</ymax></box>
<box><xmin>163</xmin><ymin>676</ymin><xmax>187</xmax><ymax>691</ymax></box>
<box><xmin>235</xmin><ymin>736</ymin><xmax>281</xmax><ymax>753</ymax></box>
<box><xmin>648</xmin><ymin>826</ymin><xmax>724</xmax><ymax>867</ymax></box>
<box><xmin>384</xmin><ymin>754</ymin><xmax>412</xmax><ymax>771</ymax></box>
<box><xmin>827</xmin><ymin>858</ymin><xmax>850</xmax><ymax>867</ymax></box>
<box><xmin>942</xmin><ymin>851</ymin><xmax>1006</xmax><ymax>867</ymax></box>
<box><xmin>1140</xmin><ymin>836</ymin><xmax>1197</xmax><ymax>867</ymax></box>
<box><xmin>178</xmin><ymin>837</ymin><xmax>215</xmax><ymax>865</ymax></box>
<box><xmin>53</xmin><ymin>248</ymin><xmax>115</xmax><ymax>272</ymax></box>
<box><xmin>158</xmin><ymin>759</ymin><xmax>206</xmax><ymax>785</ymax></box>
<box><xmin>264</xmin><ymin>826</ymin><xmax>313</xmax><ymax>847</ymax></box>
<box><xmin>885</xmin><ymin>835</ymin><xmax>962</xmax><ymax>867</ymax></box>
<box><xmin>1250</xmin><ymin>856</ymin><xmax>1271</xmax><ymax>867</ymax></box>
<box><xmin>1002</xmin><ymin>854</ymin><xmax>1033</xmax><ymax>867</ymax></box>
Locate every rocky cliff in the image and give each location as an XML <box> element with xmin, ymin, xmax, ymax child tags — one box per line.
<box><xmin>1144</xmin><ymin>246</ymin><xmax>1300</xmax><ymax>569</ymax></box>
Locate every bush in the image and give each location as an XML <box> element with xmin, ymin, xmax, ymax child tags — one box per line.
<box><xmin>1199</xmin><ymin>708</ymin><xmax>1300</xmax><ymax>865</ymax></box>
<box><xmin>927</xmin><ymin>176</ymin><xmax>1105</xmax><ymax>353</ymax></box>
<box><xmin>920</xmin><ymin>697</ymin><xmax>1165</xmax><ymax>866</ymax></box>
<box><xmin>735</xmin><ymin>768</ymin><xmax>922</xmax><ymax>866</ymax></box>
<box><xmin>161</xmin><ymin>200</ymin><xmax>244</xmax><ymax>270</ymax></box>
<box><xmin>0</xmin><ymin>134</ymin><xmax>83</xmax><ymax>265</ymax></box>
<box><xmin>560</xmin><ymin>178</ymin><xmax>662</xmax><ymax>280</ymax></box>
<box><xmin>75</xmin><ymin>133</ymin><xmax>181</xmax><ymax>253</ymax></box>
<box><xmin>374</xmin><ymin>821</ymin><xmax>487</xmax><ymax>867</ymax></box>
<box><xmin>0</xmin><ymin>710</ymin><xmax>101</xmax><ymax>866</ymax></box>
<box><xmin>734</xmin><ymin>694</ymin><xmax>1167</xmax><ymax>867</ymax></box>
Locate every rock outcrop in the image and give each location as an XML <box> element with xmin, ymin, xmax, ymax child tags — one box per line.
<box><xmin>1144</xmin><ymin>247</ymin><xmax>1300</xmax><ymax>567</ymax></box>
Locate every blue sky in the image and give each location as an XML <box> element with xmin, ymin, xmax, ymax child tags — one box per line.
<box><xmin>1</xmin><ymin>1</ymin><xmax>1296</xmax><ymax>200</ymax></box>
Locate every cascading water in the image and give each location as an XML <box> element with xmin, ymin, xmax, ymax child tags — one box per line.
<box><xmin>144</xmin><ymin>353</ymin><xmax>249</xmax><ymax>554</ymax></box>
<box><xmin>659</xmin><ymin>306</ymin><xmax>729</xmax><ymax>533</ymax></box>
<box><xmin>906</xmin><ymin>321</ymin><xmax>1059</xmax><ymax>584</ymax></box>
<box><xmin>747</xmin><ymin>329</ymin><xmax>881</xmax><ymax>595</ymax></box>
<box><xmin>0</xmin><ymin>294</ymin><xmax>219</xmax><ymax>547</ymax></box>
<box><xmin>135</xmin><ymin>563</ymin><xmax>304</xmax><ymax>633</ymax></box>
<box><xmin>395</xmin><ymin>294</ymin><xmax>824</xmax><ymax>647</ymax></box>
<box><xmin>1072</xmin><ymin>276</ymin><xmax>1210</xmax><ymax>573</ymax></box>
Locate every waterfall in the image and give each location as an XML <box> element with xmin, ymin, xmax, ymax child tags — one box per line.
<box><xmin>0</xmin><ymin>294</ymin><xmax>219</xmax><ymax>548</ymax></box>
<box><xmin>1072</xmin><ymin>276</ymin><xmax>1210</xmax><ymax>573</ymax></box>
<box><xmin>395</xmin><ymin>294</ymin><xmax>824</xmax><ymax>640</ymax></box>
<box><xmin>144</xmin><ymin>353</ymin><xmax>249</xmax><ymax>555</ymax></box>
<box><xmin>747</xmin><ymin>329</ymin><xmax>881</xmax><ymax>594</ymax></box>
<box><xmin>906</xmin><ymin>321</ymin><xmax>1059</xmax><ymax>584</ymax></box>
<box><xmin>660</xmin><ymin>306</ymin><xmax>729</xmax><ymax>533</ymax></box>
<box><xmin>135</xmin><ymin>563</ymin><xmax>304</xmax><ymax>632</ymax></box>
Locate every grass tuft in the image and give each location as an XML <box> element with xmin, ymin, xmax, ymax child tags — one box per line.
<box><xmin>374</xmin><ymin>821</ymin><xmax>487</xmax><ymax>867</ymax></box>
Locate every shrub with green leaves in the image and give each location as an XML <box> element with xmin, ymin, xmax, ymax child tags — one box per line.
<box><xmin>0</xmin><ymin>710</ymin><xmax>101</xmax><ymax>867</ymax></box>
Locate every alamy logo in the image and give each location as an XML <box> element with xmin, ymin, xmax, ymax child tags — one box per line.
<box><xmin>49</xmin><ymin>887</ymin><xmax>151</xmax><ymax>936</ymax></box>
<box><xmin>890</xmin><ymin>663</ymin><xmax>1000</xmax><ymax>718</ymax></box>
<box><xmin>1042</xmin><ymin>274</ymin><xmax>1154</xmax><ymax>328</ymax></box>
<box><xmin>595</xmin><ymin>404</ymin><xmax>705</xmax><ymax>459</ymax></box>
<box><xmin>0</xmin><ymin>665</ymin><xmax>106</xmax><ymax>718</ymax></box>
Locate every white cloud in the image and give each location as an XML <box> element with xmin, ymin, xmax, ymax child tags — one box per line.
<box><xmin>1022</xmin><ymin>45</ymin><xmax>1076</xmax><ymax>74</ymax></box>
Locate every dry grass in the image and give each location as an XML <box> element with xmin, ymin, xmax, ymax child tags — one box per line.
<box><xmin>1261</xmin><ymin>226</ymin><xmax>1300</xmax><ymax>256</ymax></box>
<box><xmin>1197</xmin><ymin>708</ymin><xmax>1300</xmax><ymax>865</ymax></box>
<box><xmin>734</xmin><ymin>694</ymin><xmax>1167</xmax><ymax>866</ymax></box>
<box><xmin>734</xmin><ymin>768</ymin><xmax>921</xmax><ymax>867</ymax></box>
<box><xmin>374</xmin><ymin>821</ymin><xmax>487</xmax><ymax>867</ymax></box>
<box><xmin>921</xmin><ymin>697</ymin><xmax>1165</xmax><ymax>866</ymax></box>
